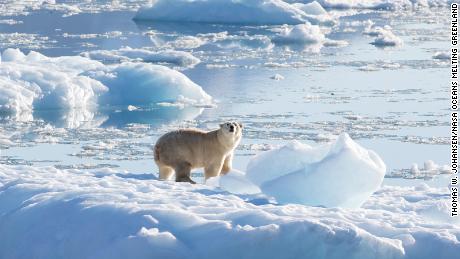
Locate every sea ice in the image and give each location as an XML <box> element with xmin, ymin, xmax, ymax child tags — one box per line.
<box><xmin>364</xmin><ymin>25</ymin><xmax>403</xmax><ymax>47</ymax></box>
<box><xmin>432</xmin><ymin>51</ymin><xmax>449</xmax><ymax>60</ymax></box>
<box><xmin>246</xmin><ymin>133</ymin><xmax>386</xmax><ymax>208</ymax></box>
<box><xmin>293</xmin><ymin>0</ymin><xmax>451</xmax><ymax>10</ymax></box>
<box><xmin>0</xmin><ymin>49</ymin><xmax>212</xmax><ymax>116</ymax></box>
<box><xmin>134</xmin><ymin>0</ymin><xmax>329</xmax><ymax>25</ymax></box>
<box><xmin>82</xmin><ymin>47</ymin><xmax>201</xmax><ymax>68</ymax></box>
<box><xmin>273</xmin><ymin>23</ymin><xmax>326</xmax><ymax>44</ymax></box>
<box><xmin>270</xmin><ymin>74</ymin><xmax>285</xmax><ymax>80</ymax></box>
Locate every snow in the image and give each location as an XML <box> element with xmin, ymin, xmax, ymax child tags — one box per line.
<box><xmin>207</xmin><ymin>169</ymin><xmax>261</xmax><ymax>194</ymax></box>
<box><xmin>0</xmin><ymin>49</ymin><xmax>212</xmax><ymax>116</ymax></box>
<box><xmin>0</xmin><ymin>163</ymin><xmax>458</xmax><ymax>259</ymax></box>
<box><xmin>246</xmin><ymin>133</ymin><xmax>386</xmax><ymax>208</ymax></box>
<box><xmin>134</xmin><ymin>0</ymin><xmax>331</xmax><ymax>25</ymax></box>
<box><xmin>81</xmin><ymin>47</ymin><xmax>201</xmax><ymax>68</ymax></box>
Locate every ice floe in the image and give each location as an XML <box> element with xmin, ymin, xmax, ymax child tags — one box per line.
<box><xmin>432</xmin><ymin>51</ymin><xmax>450</xmax><ymax>60</ymax></box>
<box><xmin>293</xmin><ymin>0</ymin><xmax>451</xmax><ymax>10</ymax></box>
<box><xmin>387</xmin><ymin>160</ymin><xmax>450</xmax><ymax>179</ymax></box>
<box><xmin>246</xmin><ymin>133</ymin><xmax>386</xmax><ymax>208</ymax></box>
<box><xmin>364</xmin><ymin>25</ymin><xmax>403</xmax><ymax>47</ymax></box>
<box><xmin>134</xmin><ymin>0</ymin><xmax>333</xmax><ymax>25</ymax></box>
<box><xmin>0</xmin><ymin>49</ymin><xmax>212</xmax><ymax>117</ymax></box>
<box><xmin>270</xmin><ymin>73</ymin><xmax>285</xmax><ymax>80</ymax></box>
<box><xmin>82</xmin><ymin>47</ymin><xmax>201</xmax><ymax>68</ymax></box>
<box><xmin>273</xmin><ymin>23</ymin><xmax>326</xmax><ymax>44</ymax></box>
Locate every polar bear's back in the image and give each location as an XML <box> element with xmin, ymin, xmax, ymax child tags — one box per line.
<box><xmin>154</xmin><ymin>129</ymin><xmax>219</xmax><ymax>168</ymax></box>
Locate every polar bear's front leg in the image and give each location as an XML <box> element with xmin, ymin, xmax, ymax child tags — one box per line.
<box><xmin>205</xmin><ymin>159</ymin><xmax>225</xmax><ymax>180</ymax></box>
<box><xmin>220</xmin><ymin>153</ymin><xmax>233</xmax><ymax>175</ymax></box>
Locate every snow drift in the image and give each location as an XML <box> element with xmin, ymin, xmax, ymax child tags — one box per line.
<box><xmin>0</xmin><ymin>164</ymin><xmax>458</xmax><ymax>259</ymax></box>
<box><xmin>0</xmin><ymin>49</ymin><xmax>212</xmax><ymax>116</ymax></box>
<box><xmin>246</xmin><ymin>133</ymin><xmax>386</xmax><ymax>208</ymax></box>
<box><xmin>134</xmin><ymin>0</ymin><xmax>333</xmax><ymax>25</ymax></box>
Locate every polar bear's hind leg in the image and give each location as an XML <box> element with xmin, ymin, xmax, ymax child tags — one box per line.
<box><xmin>158</xmin><ymin>165</ymin><xmax>174</xmax><ymax>180</ymax></box>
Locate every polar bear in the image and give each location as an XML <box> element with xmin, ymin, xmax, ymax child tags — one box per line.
<box><xmin>154</xmin><ymin>121</ymin><xmax>242</xmax><ymax>183</ymax></box>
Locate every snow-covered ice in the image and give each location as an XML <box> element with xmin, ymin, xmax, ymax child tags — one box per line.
<box><xmin>432</xmin><ymin>51</ymin><xmax>450</xmax><ymax>60</ymax></box>
<box><xmin>207</xmin><ymin>169</ymin><xmax>261</xmax><ymax>194</ymax></box>
<box><xmin>270</xmin><ymin>73</ymin><xmax>285</xmax><ymax>80</ymax></box>
<box><xmin>287</xmin><ymin>0</ymin><xmax>451</xmax><ymax>10</ymax></box>
<box><xmin>246</xmin><ymin>133</ymin><xmax>386</xmax><ymax>208</ymax></box>
<box><xmin>273</xmin><ymin>23</ymin><xmax>326</xmax><ymax>44</ymax></box>
<box><xmin>0</xmin><ymin>49</ymin><xmax>212</xmax><ymax>116</ymax></box>
<box><xmin>364</xmin><ymin>25</ymin><xmax>403</xmax><ymax>47</ymax></box>
<box><xmin>0</xmin><ymin>163</ymin><xmax>458</xmax><ymax>259</ymax></box>
<box><xmin>82</xmin><ymin>47</ymin><xmax>201</xmax><ymax>68</ymax></box>
<box><xmin>0</xmin><ymin>0</ymin><xmax>453</xmax><ymax>257</ymax></box>
<box><xmin>134</xmin><ymin>0</ymin><xmax>332</xmax><ymax>25</ymax></box>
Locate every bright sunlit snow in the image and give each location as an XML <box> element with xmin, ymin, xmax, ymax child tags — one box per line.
<box><xmin>0</xmin><ymin>0</ymin><xmax>455</xmax><ymax>258</ymax></box>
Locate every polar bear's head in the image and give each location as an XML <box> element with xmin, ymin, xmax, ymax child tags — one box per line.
<box><xmin>220</xmin><ymin>121</ymin><xmax>243</xmax><ymax>134</ymax></box>
<box><xmin>219</xmin><ymin>121</ymin><xmax>243</xmax><ymax>147</ymax></box>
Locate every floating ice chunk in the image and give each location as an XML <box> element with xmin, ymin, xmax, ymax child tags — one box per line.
<box><xmin>0</xmin><ymin>19</ymin><xmax>23</xmax><ymax>25</ymax></box>
<box><xmin>0</xmin><ymin>49</ymin><xmax>107</xmax><ymax>115</ymax></box>
<box><xmin>247</xmin><ymin>133</ymin><xmax>386</xmax><ymax>208</ymax></box>
<box><xmin>0</xmin><ymin>49</ymin><xmax>212</xmax><ymax>116</ymax></box>
<box><xmin>207</xmin><ymin>169</ymin><xmax>261</xmax><ymax>194</ymax></box>
<box><xmin>423</xmin><ymin>160</ymin><xmax>437</xmax><ymax>171</ymax></box>
<box><xmin>293</xmin><ymin>1</ymin><xmax>328</xmax><ymax>16</ymax></box>
<box><xmin>364</xmin><ymin>25</ymin><xmax>403</xmax><ymax>47</ymax></box>
<box><xmin>432</xmin><ymin>51</ymin><xmax>449</xmax><ymax>60</ymax></box>
<box><xmin>289</xmin><ymin>0</ymin><xmax>451</xmax><ymax>10</ymax></box>
<box><xmin>82</xmin><ymin>47</ymin><xmax>201</xmax><ymax>68</ymax></box>
<box><xmin>127</xmin><ymin>105</ymin><xmax>139</xmax><ymax>111</ymax></box>
<box><xmin>273</xmin><ymin>23</ymin><xmax>325</xmax><ymax>44</ymax></box>
<box><xmin>324</xmin><ymin>39</ymin><xmax>349</xmax><ymax>47</ymax></box>
<box><xmin>94</xmin><ymin>62</ymin><xmax>212</xmax><ymax>107</ymax></box>
<box><xmin>134</xmin><ymin>0</ymin><xmax>323</xmax><ymax>25</ymax></box>
<box><xmin>371</xmin><ymin>31</ymin><xmax>403</xmax><ymax>47</ymax></box>
<box><xmin>270</xmin><ymin>74</ymin><xmax>285</xmax><ymax>80</ymax></box>
<box><xmin>410</xmin><ymin>163</ymin><xmax>420</xmax><ymax>176</ymax></box>
<box><xmin>247</xmin><ymin>140</ymin><xmax>329</xmax><ymax>186</ymax></box>
<box><xmin>170</xmin><ymin>36</ymin><xmax>206</xmax><ymax>49</ymax></box>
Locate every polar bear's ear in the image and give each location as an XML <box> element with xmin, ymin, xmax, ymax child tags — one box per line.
<box><xmin>238</xmin><ymin>122</ymin><xmax>243</xmax><ymax>129</ymax></box>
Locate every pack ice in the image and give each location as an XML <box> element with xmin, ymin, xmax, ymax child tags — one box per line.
<box><xmin>0</xmin><ymin>48</ymin><xmax>212</xmax><ymax>115</ymax></box>
<box><xmin>246</xmin><ymin>133</ymin><xmax>386</xmax><ymax>208</ymax></box>
<box><xmin>134</xmin><ymin>0</ymin><xmax>333</xmax><ymax>25</ymax></box>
